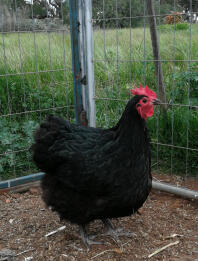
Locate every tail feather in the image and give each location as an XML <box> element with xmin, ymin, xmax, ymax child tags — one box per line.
<box><xmin>32</xmin><ymin>115</ymin><xmax>70</xmax><ymax>172</ymax></box>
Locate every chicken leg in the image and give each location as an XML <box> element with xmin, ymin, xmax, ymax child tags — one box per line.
<box><xmin>102</xmin><ymin>219</ymin><xmax>136</xmax><ymax>242</ymax></box>
<box><xmin>79</xmin><ymin>224</ymin><xmax>104</xmax><ymax>250</ymax></box>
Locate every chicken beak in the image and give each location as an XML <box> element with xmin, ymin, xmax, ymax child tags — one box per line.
<box><xmin>152</xmin><ymin>98</ymin><xmax>161</xmax><ymax>105</ymax></box>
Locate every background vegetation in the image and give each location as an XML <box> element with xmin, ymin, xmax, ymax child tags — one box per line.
<box><xmin>0</xmin><ymin>0</ymin><xmax>197</xmax><ymax>180</ymax></box>
<box><xmin>93</xmin><ymin>24</ymin><xmax>198</xmax><ymax>176</ymax></box>
<box><xmin>0</xmin><ymin>0</ymin><xmax>197</xmax><ymax>31</ymax></box>
<box><xmin>0</xmin><ymin>23</ymin><xmax>198</xmax><ymax>180</ymax></box>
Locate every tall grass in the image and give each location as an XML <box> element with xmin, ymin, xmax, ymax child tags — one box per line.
<box><xmin>0</xmin><ymin>32</ymin><xmax>74</xmax><ymax>115</ymax></box>
<box><xmin>93</xmin><ymin>25</ymin><xmax>198</xmax><ymax>176</ymax></box>
<box><xmin>0</xmin><ymin>32</ymin><xmax>75</xmax><ymax>179</ymax></box>
<box><xmin>0</xmin><ymin>24</ymin><xmax>198</xmax><ymax>179</ymax></box>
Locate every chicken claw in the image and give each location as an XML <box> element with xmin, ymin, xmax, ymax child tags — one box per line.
<box><xmin>79</xmin><ymin>225</ymin><xmax>105</xmax><ymax>250</ymax></box>
<box><xmin>102</xmin><ymin>219</ymin><xmax>136</xmax><ymax>243</ymax></box>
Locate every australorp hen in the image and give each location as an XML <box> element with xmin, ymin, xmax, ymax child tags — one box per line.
<box><xmin>32</xmin><ymin>85</ymin><xmax>160</xmax><ymax>248</ymax></box>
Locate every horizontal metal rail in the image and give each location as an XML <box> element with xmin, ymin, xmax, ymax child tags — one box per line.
<box><xmin>152</xmin><ymin>180</ymin><xmax>198</xmax><ymax>200</ymax></box>
<box><xmin>1</xmin><ymin>173</ymin><xmax>198</xmax><ymax>200</ymax></box>
<box><xmin>0</xmin><ymin>172</ymin><xmax>44</xmax><ymax>191</ymax></box>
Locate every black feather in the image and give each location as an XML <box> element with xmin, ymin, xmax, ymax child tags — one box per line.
<box><xmin>32</xmin><ymin>95</ymin><xmax>152</xmax><ymax>225</ymax></box>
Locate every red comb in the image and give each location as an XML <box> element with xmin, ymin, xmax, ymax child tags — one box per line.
<box><xmin>130</xmin><ymin>84</ymin><xmax>157</xmax><ymax>99</ymax></box>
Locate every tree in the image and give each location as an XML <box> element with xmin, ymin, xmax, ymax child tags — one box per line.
<box><xmin>30</xmin><ymin>0</ymin><xmax>68</xmax><ymax>19</ymax></box>
<box><xmin>32</xmin><ymin>0</ymin><xmax>48</xmax><ymax>19</ymax></box>
<box><xmin>1</xmin><ymin>0</ymin><xmax>30</xmax><ymax>10</ymax></box>
<box><xmin>178</xmin><ymin>0</ymin><xmax>198</xmax><ymax>12</ymax></box>
<box><xmin>92</xmin><ymin>0</ymin><xmax>145</xmax><ymax>28</ymax></box>
<box><xmin>178</xmin><ymin>0</ymin><xmax>198</xmax><ymax>22</ymax></box>
<box><xmin>48</xmin><ymin>0</ymin><xmax>62</xmax><ymax>18</ymax></box>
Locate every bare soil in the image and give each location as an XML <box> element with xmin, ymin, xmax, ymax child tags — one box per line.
<box><xmin>0</xmin><ymin>174</ymin><xmax>198</xmax><ymax>261</ymax></box>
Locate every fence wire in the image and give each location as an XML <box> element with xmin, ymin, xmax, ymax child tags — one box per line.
<box><xmin>92</xmin><ymin>0</ymin><xmax>198</xmax><ymax>189</ymax></box>
<box><xmin>0</xmin><ymin>0</ymin><xmax>74</xmax><ymax>181</ymax></box>
<box><xmin>0</xmin><ymin>0</ymin><xmax>197</xmax><ymax>192</ymax></box>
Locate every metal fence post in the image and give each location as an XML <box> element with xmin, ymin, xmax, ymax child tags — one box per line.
<box><xmin>78</xmin><ymin>0</ymin><xmax>96</xmax><ymax>127</ymax></box>
<box><xmin>69</xmin><ymin>0</ymin><xmax>86</xmax><ymax>125</ymax></box>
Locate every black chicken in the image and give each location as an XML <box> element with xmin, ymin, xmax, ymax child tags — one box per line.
<box><xmin>32</xmin><ymin>85</ymin><xmax>160</xmax><ymax>248</ymax></box>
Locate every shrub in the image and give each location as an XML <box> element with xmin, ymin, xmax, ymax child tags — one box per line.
<box><xmin>175</xmin><ymin>23</ymin><xmax>189</xmax><ymax>30</ymax></box>
<box><xmin>160</xmin><ymin>23</ymin><xmax>188</xmax><ymax>32</ymax></box>
<box><xmin>164</xmin><ymin>12</ymin><xmax>183</xmax><ymax>24</ymax></box>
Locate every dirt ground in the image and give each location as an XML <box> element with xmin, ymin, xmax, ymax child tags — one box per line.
<box><xmin>0</xmin><ymin>174</ymin><xmax>198</xmax><ymax>261</ymax></box>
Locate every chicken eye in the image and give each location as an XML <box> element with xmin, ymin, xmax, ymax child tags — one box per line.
<box><xmin>142</xmin><ymin>99</ymin><xmax>147</xmax><ymax>103</ymax></box>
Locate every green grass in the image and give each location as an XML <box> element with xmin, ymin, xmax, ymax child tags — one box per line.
<box><xmin>0</xmin><ymin>32</ymin><xmax>74</xmax><ymax>114</ymax></box>
<box><xmin>160</xmin><ymin>23</ymin><xmax>189</xmax><ymax>31</ymax></box>
<box><xmin>93</xmin><ymin>25</ymin><xmax>198</xmax><ymax>176</ymax></box>
<box><xmin>0</xmin><ymin>25</ymin><xmax>198</xmax><ymax>179</ymax></box>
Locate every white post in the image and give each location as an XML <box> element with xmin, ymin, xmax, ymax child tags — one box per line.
<box><xmin>84</xmin><ymin>0</ymin><xmax>96</xmax><ymax>127</ymax></box>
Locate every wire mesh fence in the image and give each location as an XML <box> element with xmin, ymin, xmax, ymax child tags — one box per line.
<box><xmin>0</xmin><ymin>3</ymin><xmax>197</xmax><ymax>259</ymax></box>
<box><xmin>0</xmin><ymin>0</ymin><xmax>74</xmax><ymax>181</ymax></box>
<box><xmin>0</xmin><ymin>0</ymin><xmax>197</xmax><ymax>192</ymax></box>
<box><xmin>92</xmin><ymin>0</ymin><xmax>198</xmax><ymax>188</ymax></box>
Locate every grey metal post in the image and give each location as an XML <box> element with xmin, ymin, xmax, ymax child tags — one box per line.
<box><xmin>72</xmin><ymin>0</ymin><xmax>96</xmax><ymax>127</ymax></box>
<box><xmin>78</xmin><ymin>1</ymin><xmax>87</xmax><ymax>115</ymax></box>
<box><xmin>69</xmin><ymin>0</ymin><xmax>87</xmax><ymax>125</ymax></box>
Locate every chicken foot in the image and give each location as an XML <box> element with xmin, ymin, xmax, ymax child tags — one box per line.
<box><xmin>102</xmin><ymin>219</ymin><xmax>136</xmax><ymax>243</ymax></box>
<box><xmin>79</xmin><ymin>224</ymin><xmax>104</xmax><ymax>250</ymax></box>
